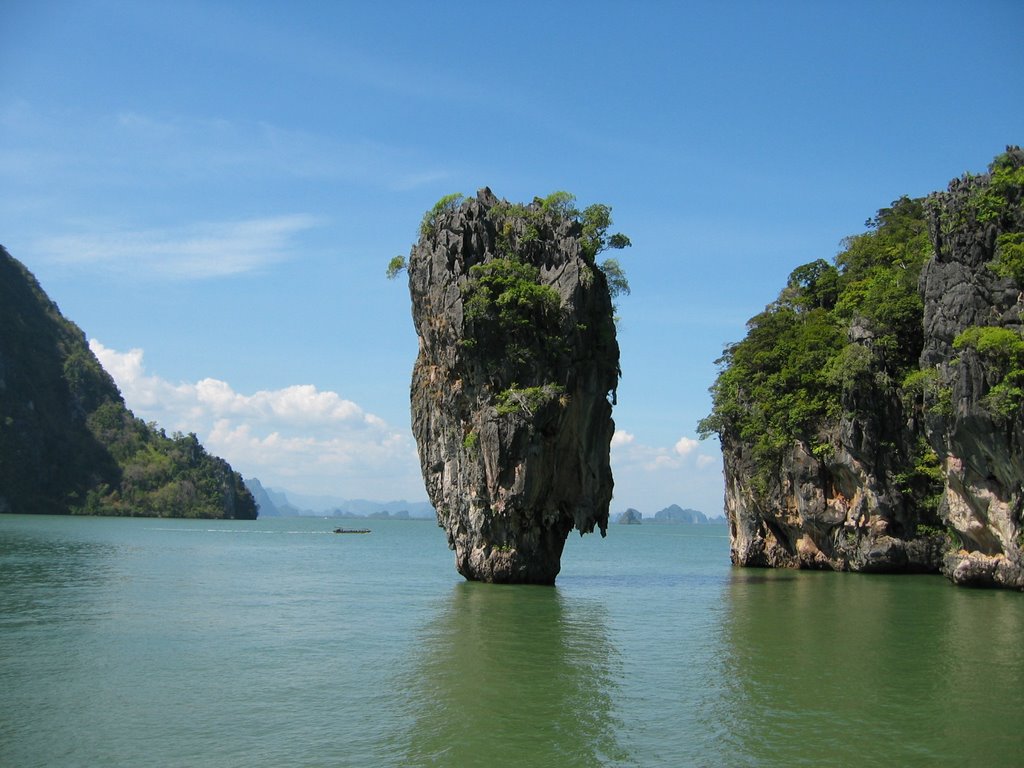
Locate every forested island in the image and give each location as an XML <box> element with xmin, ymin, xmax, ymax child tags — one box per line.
<box><xmin>699</xmin><ymin>148</ymin><xmax>1024</xmax><ymax>589</ymax></box>
<box><xmin>0</xmin><ymin>247</ymin><xmax>256</xmax><ymax>518</ymax></box>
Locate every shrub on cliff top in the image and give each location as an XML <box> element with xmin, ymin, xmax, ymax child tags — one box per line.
<box><xmin>953</xmin><ymin>326</ymin><xmax>1024</xmax><ymax>420</ymax></box>
<box><xmin>419</xmin><ymin>192</ymin><xmax>465</xmax><ymax>238</ymax></box>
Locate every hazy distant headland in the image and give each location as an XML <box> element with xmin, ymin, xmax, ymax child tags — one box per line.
<box><xmin>245</xmin><ymin>477</ymin><xmax>434</xmax><ymax>519</ymax></box>
<box><xmin>246</xmin><ymin>477</ymin><xmax>717</xmax><ymax>526</ymax></box>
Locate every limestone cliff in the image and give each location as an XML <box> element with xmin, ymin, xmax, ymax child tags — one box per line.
<box><xmin>405</xmin><ymin>189</ymin><xmax>621</xmax><ymax>584</ymax></box>
<box><xmin>704</xmin><ymin>148</ymin><xmax>1023</xmax><ymax>589</ymax></box>
<box><xmin>0</xmin><ymin>246</ymin><xmax>257</xmax><ymax>519</ymax></box>
<box><xmin>920</xmin><ymin>147</ymin><xmax>1024</xmax><ymax>588</ymax></box>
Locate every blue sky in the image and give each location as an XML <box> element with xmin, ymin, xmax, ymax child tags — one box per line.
<box><xmin>2</xmin><ymin>0</ymin><xmax>1021</xmax><ymax>516</ymax></box>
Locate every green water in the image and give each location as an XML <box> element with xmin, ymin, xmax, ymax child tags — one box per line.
<box><xmin>1</xmin><ymin>515</ymin><xmax>1021</xmax><ymax>767</ymax></box>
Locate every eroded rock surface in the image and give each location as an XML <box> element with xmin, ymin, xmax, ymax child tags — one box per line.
<box><xmin>406</xmin><ymin>189</ymin><xmax>619</xmax><ymax>584</ymax></box>
<box><xmin>710</xmin><ymin>148</ymin><xmax>1024</xmax><ymax>589</ymax></box>
<box><xmin>920</xmin><ymin>149</ymin><xmax>1024</xmax><ymax>588</ymax></box>
<box><xmin>721</xmin><ymin>356</ymin><xmax>945</xmax><ymax>574</ymax></box>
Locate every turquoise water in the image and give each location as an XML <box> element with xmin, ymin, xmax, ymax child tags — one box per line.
<box><xmin>1</xmin><ymin>515</ymin><xmax>1022</xmax><ymax>767</ymax></box>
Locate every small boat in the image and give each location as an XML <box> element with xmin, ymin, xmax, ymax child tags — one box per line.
<box><xmin>333</xmin><ymin>527</ymin><xmax>371</xmax><ymax>534</ymax></box>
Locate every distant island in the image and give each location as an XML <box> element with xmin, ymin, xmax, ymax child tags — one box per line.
<box><xmin>245</xmin><ymin>477</ymin><xmax>434</xmax><ymax>519</ymax></box>
<box><xmin>614</xmin><ymin>504</ymin><xmax>725</xmax><ymax>525</ymax></box>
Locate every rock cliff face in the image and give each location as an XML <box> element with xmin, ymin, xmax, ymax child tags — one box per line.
<box><xmin>720</xmin><ymin>384</ymin><xmax>944</xmax><ymax>574</ymax></box>
<box><xmin>406</xmin><ymin>189</ymin><xmax>620</xmax><ymax>584</ymax></box>
<box><xmin>920</xmin><ymin>148</ymin><xmax>1024</xmax><ymax>588</ymax></box>
<box><xmin>0</xmin><ymin>246</ymin><xmax>257</xmax><ymax>519</ymax></box>
<box><xmin>709</xmin><ymin>148</ymin><xmax>1023</xmax><ymax>589</ymax></box>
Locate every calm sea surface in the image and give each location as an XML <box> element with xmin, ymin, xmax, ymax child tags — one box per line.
<box><xmin>1</xmin><ymin>514</ymin><xmax>1022</xmax><ymax>767</ymax></box>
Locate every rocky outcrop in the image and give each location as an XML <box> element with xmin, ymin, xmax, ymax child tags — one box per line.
<box><xmin>653</xmin><ymin>504</ymin><xmax>710</xmax><ymax>524</ymax></box>
<box><xmin>617</xmin><ymin>508</ymin><xmax>642</xmax><ymax>525</ymax></box>
<box><xmin>720</xmin><ymin>357</ymin><xmax>944</xmax><ymax>574</ymax></box>
<box><xmin>920</xmin><ymin>147</ymin><xmax>1024</xmax><ymax>588</ymax></box>
<box><xmin>0</xmin><ymin>246</ymin><xmax>256</xmax><ymax>519</ymax></box>
<box><xmin>712</xmin><ymin>148</ymin><xmax>1023</xmax><ymax>589</ymax></box>
<box><xmin>406</xmin><ymin>189</ymin><xmax>620</xmax><ymax>584</ymax></box>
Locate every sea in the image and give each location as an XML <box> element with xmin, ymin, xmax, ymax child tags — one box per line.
<box><xmin>1</xmin><ymin>514</ymin><xmax>1021</xmax><ymax>768</ymax></box>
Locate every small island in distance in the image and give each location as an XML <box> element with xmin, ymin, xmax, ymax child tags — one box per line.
<box><xmin>614</xmin><ymin>504</ymin><xmax>725</xmax><ymax>525</ymax></box>
<box><xmin>247</xmin><ymin>477</ymin><xmax>717</xmax><ymax>526</ymax></box>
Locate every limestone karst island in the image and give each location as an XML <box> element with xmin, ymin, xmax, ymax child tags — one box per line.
<box><xmin>2</xmin><ymin>149</ymin><xmax>1022</xmax><ymax>593</ymax></box>
<box><xmin>393</xmin><ymin>189</ymin><xmax>629</xmax><ymax>584</ymax></box>
<box><xmin>699</xmin><ymin>147</ymin><xmax>1024</xmax><ymax>590</ymax></box>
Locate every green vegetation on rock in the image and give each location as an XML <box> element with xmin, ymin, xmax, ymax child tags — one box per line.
<box><xmin>419</xmin><ymin>192</ymin><xmax>465</xmax><ymax>238</ymax></box>
<box><xmin>699</xmin><ymin>148</ymin><xmax>1023</xmax><ymax>522</ymax></box>
<box><xmin>953</xmin><ymin>325</ymin><xmax>1024</xmax><ymax>419</ymax></box>
<box><xmin>699</xmin><ymin>195</ymin><xmax>935</xmax><ymax>496</ymax></box>
<box><xmin>0</xmin><ymin>246</ymin><xmax>256</xmax><ymax>518</ymax></box>
<box><xmin>431</xmin><ymin>190</ymin><xmax>629</xmax><ymax>414</ymax></box>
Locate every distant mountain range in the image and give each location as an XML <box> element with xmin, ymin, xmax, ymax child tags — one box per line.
<box><xmin>246</xmin><ymin>478</ymin><xmax>722</xmax><ymax>525</ymax></box>
<box><xmin>245</xmin><ymin>478</ymin><xmax>435</xmax><ymax>519</ymax></box>
<box><xmin>614</xmin><ymin>504</ymin><xmax>725</xmax><ymax>525</ymax></box>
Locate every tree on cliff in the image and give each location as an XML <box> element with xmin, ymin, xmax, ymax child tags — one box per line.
<box><xmin>698</xmin><ymin>193</ymin><xmax>935</xmax><ymax>499</ymax></box>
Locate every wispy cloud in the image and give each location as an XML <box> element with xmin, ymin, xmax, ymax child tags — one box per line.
<box><xmin>612</xmin><ymin>431</ymin><xmax>716</xmax><ymax>473</ymax></box>
<box><xmin>3</xmin><ymin>102</ymin><xmax>453</xmax><ymax>192</ymax></box>
<box><xmin>609</xmin><ymin>428</ymin><xmax>723</xmax><ymax>514</ymax></box>
<box><xmin>37</xmin><ymin>214</ymin><xmax>319</xmax><ymax>279</ymax></box>
<box><xmin>90</xmin><ymin>340</ymin><xmax>425</xmax><ymax>499</ymax></box>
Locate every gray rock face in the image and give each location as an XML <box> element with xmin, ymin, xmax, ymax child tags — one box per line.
<box><xmin>721</xmin><ymin>372</ymin><xmax>943</xmax><ymax>574</ymax></box>
<box><xmin>920</xmin><ymin>149</ymin><xmax>1024</xmax><ymax>589</ymax></box>
<box><xmin>406</xmin><ymin>189</ymin><xmax>619</xmax><ymax>584</ymax></box>
<box><xmin>617</xmin><ymin>508</ymin><xmax>642</xmax><ymax>525</ymax></box>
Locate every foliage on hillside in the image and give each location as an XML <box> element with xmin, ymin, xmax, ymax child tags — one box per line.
<box><xmin>698</xmin><ymin>196</ymin><xmax>930</xmax><ymax>472</ymax></box>
<box><xmin>0</xmin><ymin>247</ymin><xmax>256</xmax><ymax>518</ymax></box>
<box><xmin>698</xmin><ymin>149</ymin><xmax>1024</xmax><ymax>505</ymax></box>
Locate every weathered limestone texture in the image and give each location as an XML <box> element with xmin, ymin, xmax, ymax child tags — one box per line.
<box><xmin>717</xmin><ymin>148</ymin><xmax>1023</xmax><ymax>589</ymax></box>
<box><xmin>406</xmin><ymin>189</ymin><xmax>619</xmax><ymax>584</ymax></box>
<box><xmin>721</xmin><ymin>371</ymin><xmax>944</xmax><ymax>575</ymax></box>
<box><xmin>920</xmin><ymin>148</ymin><xmax>1024</xmax><ymax>588</ymax></box>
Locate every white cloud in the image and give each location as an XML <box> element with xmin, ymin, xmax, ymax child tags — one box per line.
<box><xmin>38</xmin><ymin>214</ymin><xmax>320</xmax><ymax>280</ymax></box>
<box><xmin>674</xmin><ymin>436</ymin><xmax>699</xmax><ymax>456</ymax></box>
<box><xmin>612</xmin><ymin>432</ymin><xmax>716</xmax><ymax>473</ymax></box>
<box><xmin>90</xmin><ymin>340</ymin><xmax>424</xmax><ymax>500</ymax></box>
<box><xmin>697</xmin><ymin>454</ymin><xmax>718</xmax><ymax>470</ymax></box>
<box><xmin>611</xmin><ymin>429</ymin><xmax>635</xmax><ymax>447</ymax></box>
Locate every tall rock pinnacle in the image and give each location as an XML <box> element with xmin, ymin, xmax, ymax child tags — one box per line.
<box><xmin>405</xmin><ymin>189</ymin><xmax>622</xmax><ymax>584</ymax></box>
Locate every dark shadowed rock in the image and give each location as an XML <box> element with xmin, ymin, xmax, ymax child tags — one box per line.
<box><xmin>405</xmin><ymin>189</ymin><xmax>620</xmax><ymax>584</ymax></box>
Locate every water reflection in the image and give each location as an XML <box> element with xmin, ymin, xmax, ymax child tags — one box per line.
<box><xmin>395</xmin><ymin>582</ymin><xmax>631</xmax><ymax>768</ymax></box>
<box><xmin>712</xmin><ymin>569</ymin><xmax>1024</xmax><ymax>767</ymax></box>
